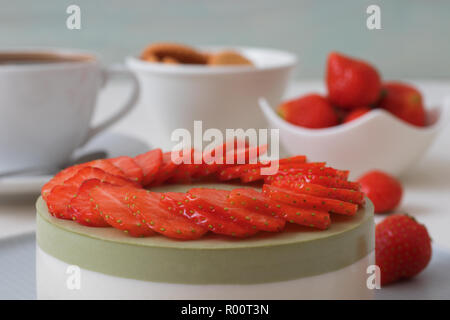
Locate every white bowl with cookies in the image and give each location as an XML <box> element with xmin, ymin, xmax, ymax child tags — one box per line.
<box><xmin>126</xmin><ymin>43</ymin><xmax>297</xmax><ymax>150</ymax></box>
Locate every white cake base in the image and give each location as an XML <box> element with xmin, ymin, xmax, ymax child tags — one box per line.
<box><xmin>36</xmin><ymin>246</ymin><xmax>375</xmax><ymax>300</ymax></box>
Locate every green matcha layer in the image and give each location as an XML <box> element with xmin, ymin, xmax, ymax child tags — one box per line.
<box><xmin>36</xmin><ymin>183</ymin><xmax>374</xmax><ymax>284</ymax></box>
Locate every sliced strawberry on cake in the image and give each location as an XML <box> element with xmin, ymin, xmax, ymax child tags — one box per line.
<box><xmin>42</xmin><ymin>158</ymin><xmax>131</xmax><ymax>201</ymax></box>
<box><xmin>134</xmin><ymin>149</ymin><xmax>163</xmax><ymax>186</ymax></box>
<box><xmin>169</xmin><ymin>149</ymin><xmax>203</xmax><ymax>183</ymax></box>
<box><xmin>190</xmin><ymin>140</ymin><xmax>265</xmax><ymax>179</ymax></box>
<box><xmin>263</xmin><ymin>184</ymin><xmax>358</xmax><ymax>216</ymax></box>
<box><xmin>108</xmin><ymin>156</ymin><xmax>144</xmax><ymax>184</ymax></box>
<box><xmin>186</xmin><ymin>188</ymin><xmax>284</xmax><ymax>232</ymax></box>
<box><xmin>64</xmin><ymin>166</ymin><xmax>139</xmax><ymax>188</ymax></box>
<box><xmin>158</xmin><ymin>192</ymin><xmax>209</xmax><ymax>237</ymax></box>
<box><xmin>42</xmin><ymin>164</ymin><xmax>84</xmax><ymax>201</ymax></box>
<box><xmin>218</xmin><ymin>163</ymin><xmax>262</xmax><ymax>181</ymax></box>
<box><xmin>229</xmin><ymin>188</ymin><xmax>330</xmax><ymax>229</ymax></box>
<box><xmin>267</xmin><ymin>174</ymin><xmax>360</xmax><ymax>191</ymax></box>
<box><xmin>190</xmin><ymin>141</ymin><xmax>239</xmax><ymax>178</ymax></box>
<box><xmin>276</xmin><ymin>165</ymin><xmax>347</xmax><ymax>179</ymax></box>
<box><xmin>277</xmin><ymin>203</ymin><xmax>331</xmax><ymax>229</ymax></box>
<box><xmin>45</xmin><ymin>184</ymin><xmax>79</xmax><ymax>219</ymax></box>
<box><xmin>183</xmin><ymin>192</ymin><xmax>258</xmax><ymax>238</ymax></box>
<box><xmin>216</xmin><ymin>148</ymin><xmax>304</xmax><ymax>182</ymax></box>
<box><xmin>150</xmin><ymin>151</ymin><xmax>180</xmax><ymax>186</ymax></box>
<box><xmin>224</xmin><ymin>144</ymin><xmax>267</xmax><ymax>166</ymax></box>
<box><xmin>82</xmin><ymin>159</ymin><xmax>127</xmax><ymax>178</ymax></box>
<box><xmin>87</xmin><ymin>182</ymin><xmax>154</xmax><ymax>237</ymax></box>
<box><xmin>301</xmin><ymin>175</ymin><xmax>360</xmax><ymax>190</ymax></box>
<box><xmin>242</xmin><ymin>161</ymin><xmax>328</xmax><ymax>183</ymax></box>
<box><xmin>69</xmin><ymin>179</ymin><xmax>110</xmax><ymax>227</ymax></box>
<box><xmin>45</xmin><ymin>166</ymin><xmax>139</xmax><ymax>219</ymax></box>
<box><xmin>119</xmin><ymin>189</ymin><xmax>207</xmax><ymax>240</ymax></box>
<box><xmin>272</xmin><ymin>180</ymin><xmax>365</xmax><ymax>206</ymax></box>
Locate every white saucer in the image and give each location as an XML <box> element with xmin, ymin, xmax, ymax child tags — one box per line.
<box><xmin>0</xmin><ymin>132</ymin><xmax>150</xmax><ymax>196</ymax></box>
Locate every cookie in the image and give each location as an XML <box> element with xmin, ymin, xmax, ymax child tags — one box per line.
<box><xmin>142</xmin><ymin>54</ymin><xmax>159</xmax><ymax>63</ymax></box>
<box><xmin>140</xmin><ymin>42</ymin><xmax>207</xmax><ymax>64</ymax></box>
<box><xmin>161</xmin><ymin>56</ymin><xmax>180</xmax><ymax>64</ymax></box>
<box><xmin>208</xmin><ymin>50</ymin><xmax>253</xmax><ymax>66</ymax></box>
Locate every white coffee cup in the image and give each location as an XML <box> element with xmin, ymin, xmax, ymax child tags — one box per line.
<box><xmin>0</xmin><ymin>49</ymin><xmax>139</xmax><ymax>174</ymax></box>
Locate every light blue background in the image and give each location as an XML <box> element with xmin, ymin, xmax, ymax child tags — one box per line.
<box><xmin>1</xmin><ymin>0</ymin><xmax>449</xmax><ymax>79</ymax></box>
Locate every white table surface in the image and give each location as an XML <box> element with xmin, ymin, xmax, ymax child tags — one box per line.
<box><xmin>1</xmin><ymin>80</ymin><xmax>449</xmax><ymax>252</ymax></box>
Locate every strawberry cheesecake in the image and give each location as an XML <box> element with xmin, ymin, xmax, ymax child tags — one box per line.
<box><xmin>36</xmin><ymin>144</ymin><xmax>375</xmax><ymax>299</ymax></box>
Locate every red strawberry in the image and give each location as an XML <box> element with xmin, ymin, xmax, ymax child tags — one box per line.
<box><xmin>266</xmin><ymin>173</ymin><xmax>360</xmax><ymax>191</ymax></box>
<box><xmin>278</xmin><ymin>94</ymin><xmax>339</xmax><ymax>129</ymax></box>
<box><xmin>379</xmin><ymin>82</ymin><xmax>426</xmax><ymax>127</ymax></box>
<box><xmin>192</xmin><ymin>140</ymin><xmax>247</xmax><ymax>178</ymax></box>
<box><xmin>191</xmin><ymin>146</ymin><xmax>224</xmax><ymax>179</ymax></box>
<box><xmin>241</xmin><ymin>163</ymin><xmax>334</xmax><ymax>183</ymax></box>
<box><xmin>229</xmin><ymin>188</ymin><xmax>329</xmax><ymax>229</ymax></box>
<box><xmin>157</xmin><ymin>192</ymin><xmax>210</xmax><ymax>238</ymax></box>
<box><xmin>41</xmin><ymin>159</ymin><xmax>123</xmax><ymax>200</ymax></box>
<box><xmin>82</xmin><ymin>159</ymin><xmax>127</xmax><ymax>178</ymax></box>
<box><xmin>42</xmin><ymin>159</ymin><xmax>132</xmax><ymax>201</ymax></box>
<box><xmin>193</xmin><ymin>141</ymin><xmax>266</xmax><ymax>178</ymax></box>
<box><xmin>226</xmin><ymin>144</ymin><xmax>267</xmax><ymax>166</ymax></box>
<box><xmin>187</xmin><ymin>188</ymin><xmax>284</xmax><ymax>232</ymax></box>
<box><xmin>218</xmin><ymin>156</ymin><xmax>307</xmax><ymax>182</ymax></box>
<box><xmin>69</xmin><ymin>179</ymin><xmax>109</xmax><ymax>227</ymax></box>
<box><xmin>376</xmin><ymin>214</ymin><xmax>432</xmax><ymax>285</ymax></box>
<box><xmin>108</xmin><ymin>156</ymin><xmax>144</xmax><ymax>184</ymax></box>
<box><xmin>227</xmin><ymin>188</ymin><xmax>286</xmax><ymax>229</ymax></box>
<box><xmin>169</xmin><ymin>149</ymin><xmax>202</xmax><ymax>183</ymax></box>
<box><xmin>45</xmin><ymin>166</ymin><xmax>140</xmax><ymax>219</ymax></box>
<box><xmin>125</xmin><ymin>190</ymin><xmax>207</xmax><ymax>239</ymax></box>
<box><xmin>64</xmin><ymin>166</ymin><xmax>139</xmax><ymax>223</ymax></box>
<box><xmin>88</xmin><ymin>182</ymin><xmax>154</xmax><ymax>237</ymax></box>
<box><xmin>343</xmin><ymin>107</ymin><xmax>371</xmax><ymax>123</ymax></box>
<box><xmin>277</xmin><ymin>202</ymin><xmax>330</xmax><ymax>229</ymax></box>
<box><xmin>357</xmin><ymin>170</ymin><xmax>402</xmax><ymax>213</ymax></box>
<box><xmin>179</xmin><ymin>192</ymin><xmax>257</xmax><ymax>238</ymax></box>
<box><xmin>279</xmin><ymin>155</ymin><xmax>308</xmax><ymax>164</ymax></box>
<box><xmin>64</xmin><ymin>166</ymin><xmax>139</xmax><ymax>188</ymax></box>
<box><xmin>218</xmin><ymin>163</ymin><xmax>264</xmax><ymax>181</ymax></box>
<box><xmin>134</xmin><ymin>149</ymin><xmax>163</xmax><ymax>186</ymax></box>
<box><xmin>45</xmin><ymin>184</ymin><xmax>78</xmax><ymax>219</ymax></box>
<box><xmin>239</xmin><ymin>161</ymin><xmax>326</xmax><ymax>183</ymax></box>
<box><xmin>151</xmin><ymin>151</ymin><xmax>180</xmax><ymax>186</ymax></box>
<box><xmin>276</xmin><ymin>164</ymin><xmax>347</xmax><ymax>178</ymax></box>
<box><xmin>187</xmin><ymin>188</ymin><xmax>281</xmax><ymax>234</ymax></box>
<box><xmin>326</xmin><ymin>52</ymin><xmax>382</xmax><ymax>109</ymax></box>
<box><xmin>42</xmin><ymin>164</ymin><xmax>84</xmax><ymax>201</ymax></box>
<box><xmin>228</xmin><ymin>188</ymin><xmax>283</xmax><ymax>218</ymax></box>
<box><xmin>272</xmin><ymin>180</ymin><xmax>365</xmax><ymax>206</ymax></box>
<box><xmin>262</xmin><ymin>184</ymin><xmax>358</xmax><ymax>215</ymax></box>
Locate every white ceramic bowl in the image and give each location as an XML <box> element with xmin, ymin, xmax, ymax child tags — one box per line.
<box><xmin>126</xmin><ymin>47</ymin><xmax>297</xmax><ymax>150</ymax></box>
<box><xmin>259</xmin><ymin>97</ymin><xmax>450</xmax><ymax>179</ymax></box>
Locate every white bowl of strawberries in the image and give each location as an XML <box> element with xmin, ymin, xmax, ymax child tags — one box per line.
<box><xmin>260</xmin><ymin>52</ymin><xmax>450</xmax><ymax>179</ymax></box>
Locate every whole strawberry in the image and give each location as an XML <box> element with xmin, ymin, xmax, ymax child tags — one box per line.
<box><xmin>379</xmin><ymin>82</ymin><xmax>426</xmax><ymax>127</ymax></box>
<box><xmin>326</xmin><ymin>52</ymin><xmax>381</xmax><ymax>109</ymax></box>
<box><xmin>277</xmin><ymin>93</ymin><xmax>339</xmax><ymax>129</ymax></box>
<box><xmin>357</xmin><ymin>170</ymin><xmax>402</xmax><ymax>213</ymax></box>
<box><xmin>343</xmin><ymin>107</ymin><xmax>371</xmax><ymax>123</ymax></box>
<box><xmin>376</xmin><ymin>214</ymin><xmax>432</xmax><ymax>285</ymax></box>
